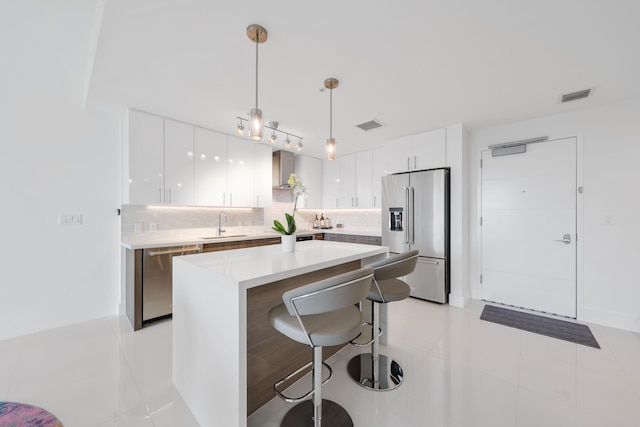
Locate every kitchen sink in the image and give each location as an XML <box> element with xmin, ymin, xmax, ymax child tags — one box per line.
<box><xmin>200</xmin><ymin>234</ymin><xmax>247</xmax><ymax>240</ymax></box>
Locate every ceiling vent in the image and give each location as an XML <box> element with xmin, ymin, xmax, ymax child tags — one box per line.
<box><xmin>561</xmin><ymin>89</ymin><xmax>591</xmax><ymax>103</ymax></box>
<box><xmin>356</xmin><ymin>119</ymin><xmax>385</xmax><ymax>131</ymax></box>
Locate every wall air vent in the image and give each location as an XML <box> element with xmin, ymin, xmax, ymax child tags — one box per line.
<box><xmin>356</xmin><ymin>119</ymin><xmax>384</xmax><ymax>131</ymax></box>
<box><xmin>561</xmin><ymin>89</ymin><xmax>591</xmax><ymax>103</ymax></box>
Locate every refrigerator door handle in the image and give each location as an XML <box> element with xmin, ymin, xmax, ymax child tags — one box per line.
<box><xmin>410</xmin><ymin>187</ymin><xmax>415</xmax><ymax>244</ymax></box>
<box><xmin>405</xmin><ymin>187</ymin><xmax>410</xmax><ymax>244</ymax></box>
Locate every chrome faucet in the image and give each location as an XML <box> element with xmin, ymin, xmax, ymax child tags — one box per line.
<box><xmin>218</xmin><ymin>211</ymin><xmax>227</xmax><ymax>236</ymax></box>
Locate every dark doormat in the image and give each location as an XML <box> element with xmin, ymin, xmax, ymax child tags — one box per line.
<box><xmin>480</xmin><ymin>304</ymin><xmax>600</xmax><ymax>349</ymax></box>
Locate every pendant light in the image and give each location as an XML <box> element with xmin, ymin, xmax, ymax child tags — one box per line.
<box><xmin>324</xmin><ymin>78</ymin><xmax>339</xmax><ymax>160</ymax></box>
<box><xmin>247</xmin><ymin>24</ymin><xmax>267</xmax><ymax>141</ymax></box>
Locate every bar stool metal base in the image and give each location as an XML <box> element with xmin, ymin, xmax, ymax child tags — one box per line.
<box><xmin>346</xmin><ymin>353</ymin><xmax>404</xmax><ymax>391</ymax></box>
<box><xmin>281</xmin><ymin>399</ymin><xmax>353</xmax><ymax>427</ymax></box>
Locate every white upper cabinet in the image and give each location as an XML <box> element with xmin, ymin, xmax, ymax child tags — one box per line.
<box><xmin>322</xmin><ymin>149</ymin><xmax>382</xmax><ymax>209</ymax></box>
<box><xmin>294</xmin><ymin>155</ymin><xmax>322</xmax><ymax>209</ymax></box>
<box><xmin>164</xmin><ymin>119</ymin><xmax>195</xmax><ymax>205</ymax></box>
<box><xmin>338</xmin><ymin>154</ymin><xmax>356</xmax><ymax>208</ymax></box>
<box><xmin>372</xmin><ymin>147</ymin><xmax>384</xmax><ymax>208</ymax></box>
<box><xmin>226</xmin><ymin>136</ymin><xmax>254</xmax><ymax>207</ymax></box>
<box><xmin>322</xmin><ymin>159</ymin><xmax>340</xmax><ymax>209</ymax></box>
<box><xmin>355</xmin><ymin>150</ymin><xmax>373</xmax><ymax>208</ymax></box>
<box><xmin>128</xmin><ymin>111</ymin><xmax>274</xmax><ymax>208</ymax></box>
<box><xmin>128</xmin><ymin>110</ymin><xmax>165</xmax><ymax>204</ymax></box>
<box><xmin>383</xmin><ymin>128</ymin><xmax>446</xmax><ymax>173</ymax></box>
<box><xmin>254</xmin><ymin>144</ymin><xmax>272</xmax><ymax>208</ymax></box>
<box><xmin>194</xmin><ymin>127</ymin><xmax>227</xmax><ymax>206</ymax></box>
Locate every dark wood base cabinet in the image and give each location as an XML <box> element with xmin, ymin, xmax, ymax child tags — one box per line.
<box><xmin>322</xmin><ymin>233</ymin><xmax>381</xmax><ymax>245</ymax></box>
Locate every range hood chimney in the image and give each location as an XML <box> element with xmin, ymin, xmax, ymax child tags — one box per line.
<box><xmin>272</xmin><ymin>150</ymin><xmax>295</xmax><ymax>188</ymax></box>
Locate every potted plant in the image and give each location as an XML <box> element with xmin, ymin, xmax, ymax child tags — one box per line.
<box><xmin>272</xmin><ymin>174</ymin><xmax>306</xmax><ymax>252</ymax></box>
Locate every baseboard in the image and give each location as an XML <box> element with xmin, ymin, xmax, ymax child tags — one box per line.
<box><xmin>448</xmin><ymin>293</ymin><xmax>466</xmax><ymax>308</ymax></box>
<box><xmin>581</xmin><ymin>308</ymin><xmax>640</xmax><ymax>334</ymax></box>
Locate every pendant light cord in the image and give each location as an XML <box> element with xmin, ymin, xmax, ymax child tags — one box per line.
<box><xmin>255</xmin><ymin>35</ymin><xmax>259</xmax><ymax>109</ymax></box>
<box><xmin>329</xmin><ymin>87</ymin><xmax>333</xmax><ymax>138</ymax></box>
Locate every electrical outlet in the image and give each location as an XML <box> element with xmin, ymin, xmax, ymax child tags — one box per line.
<box><xmin>58</xmin><ymin>213</ymin><xmax>83</xmax><ymax>226</ymax></box>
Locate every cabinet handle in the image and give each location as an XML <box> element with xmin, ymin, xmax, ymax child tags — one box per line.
<box><xmin>336</xmin><ymin>198</ymin><xmax>338</xmax><ymax>208</ymax></box>
<box><xmin>356</xmin><ymin>197</ymin><xmax>359</xmax><ymax>207</ymax></box>
<box><xmin>374</xmin><ymin>195</ymin><xmax>376</xmax><ymax>207</ymax></box>
<box><xmin>167</xmin><ymin>188</ymin><xmax>172</xmax><ymax>203</ymax></box>
<box><xmin>351</xmin><ymin>197</ymin><xmax>354</xmax><ymax>207</ymax></box>
<box><xmin>414</xmin><ymin>156</ymin><xmax>417</xmax><ymax>169</ymax></box>
<box><xmin>407</xmin><ymin>157</ymin><xmax>410</xmax><ymax>170</ymax></box>
<box><xmin>148</xmin><ymin>246</ymin><xmax>201</xmax><ymax>256</ymax></box>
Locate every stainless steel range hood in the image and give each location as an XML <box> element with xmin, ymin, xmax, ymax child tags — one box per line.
<box><xmin>272</xmin><ymin>150</ymin><xmax>295</xmax><ymax>188</ymax></box>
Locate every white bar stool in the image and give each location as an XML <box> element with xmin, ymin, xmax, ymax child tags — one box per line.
<box><xmin>268</xmin><ymin>267</ymin><xmax>374</xmax><ymax>427</ymax></box>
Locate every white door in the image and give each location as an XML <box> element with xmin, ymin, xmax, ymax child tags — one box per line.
<box><xmin>481</xmin><ymin>137</ymin><xmax>577</xmax><ymax>317</ymax></box>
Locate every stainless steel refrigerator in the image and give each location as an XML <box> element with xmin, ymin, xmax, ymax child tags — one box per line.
<box><xmin>381</xmin><ymin>168</ymin><xmax>449</xmax><ymax>303</ymax></box>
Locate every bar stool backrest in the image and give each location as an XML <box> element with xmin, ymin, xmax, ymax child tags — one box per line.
<box><xmin>368</xmin><ymin>250</ymin><xmax>419</xmax><ymax>281</ymax></box>
<box><xmin>282</xmin><ymin>267</ymin><xmax>374</xmax><ymax>316</ymax></box>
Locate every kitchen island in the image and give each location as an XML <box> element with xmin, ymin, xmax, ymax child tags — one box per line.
<box><xmin>172</xmin><ymin>240</ymin><xmax>387</xmax><ymax>427</ymax></box>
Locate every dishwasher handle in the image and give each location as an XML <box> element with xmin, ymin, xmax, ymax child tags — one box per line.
<box><xmin>147</xmin><ymin>246</ymin><xmax>201</xmax><ymax>256</ymax></box>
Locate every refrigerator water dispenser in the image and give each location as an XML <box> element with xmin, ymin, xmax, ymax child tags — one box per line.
<box><xmin>389</xmin><ymin>208</ymin><xmax>403</xmax><ymax>231</ymax></box>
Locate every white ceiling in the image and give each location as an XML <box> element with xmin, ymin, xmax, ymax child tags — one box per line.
<box><xmin>87</xmin><ymin>0</ymin><xmax>640</xmax><ymax>159</ymax></box>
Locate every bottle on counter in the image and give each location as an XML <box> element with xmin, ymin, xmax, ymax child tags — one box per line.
<box><xmin>313</xmin><ymin>214</ymin><xmax>319</xmax><ymax>229</ymax></box>
<box><xmin>320</xmin><ymin>213</ymin><xmax>325</xmax><ymax>228</ymax></box>
<box><xmin>325</xmin><ymin>216</ymin><xmax>331</xmax><ymax>228</ymax></box>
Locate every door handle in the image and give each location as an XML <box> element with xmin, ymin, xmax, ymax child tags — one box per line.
<box><xmin>404</xmin><ymin>187</ymin><xmax>410</xmax><ymax>244</ymax></box>
<box><xmin>553</xmin><ymin>234</ymin><xmax>572</xmax><ymax>244</ymax></box>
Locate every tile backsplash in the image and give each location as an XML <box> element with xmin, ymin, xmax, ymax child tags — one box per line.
<box><xmin>121</xmin><ymin>205</ymin><xmax>264</xmax><ymax>233</ymax></box>
<box><xmin>122</xmin><ymin>191</ymin><xmax>381</xmax><ymax>235</ymax></box>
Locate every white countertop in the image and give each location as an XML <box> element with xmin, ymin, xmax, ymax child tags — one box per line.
<box><xmin>121</xmin><ymin>227</ymin><xmax>381</xmax><ymax>250</ymax></box>
<box><xmin>173</xmin><ymin>240</ymin><xmax>387</xmax><ymax>289</ymax></box>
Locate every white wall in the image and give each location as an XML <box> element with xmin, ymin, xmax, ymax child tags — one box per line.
<box><xmin>446</xmin><ymin>123</ymin><xmax>471</xmax><ymax>307</ymax></box>
<box><xmin>0</xmin><ymin>0</ymin><xmax>122</xmax><ymax>340</ymax></box>
<box><xmin>469</xmin><ymin>97</ymin><xmax>640</xmax><ymax>332</ymax></box>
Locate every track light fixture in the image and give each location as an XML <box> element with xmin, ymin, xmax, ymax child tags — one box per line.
<box><xmin>235</xmin><ymin>117</ymin><xmax>302</xmax><ymax>152</ymax></box>
<box><xmin>269</xmin><ymin>121</ymin><xmax>278</xmax><ymax>144</ymax></box>
<box><xmin>235</xmin><ymin>119</ymin><xmax>245</xmax><ymax>136</ymax></box>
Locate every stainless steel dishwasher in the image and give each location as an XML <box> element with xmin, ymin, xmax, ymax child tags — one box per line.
<box><xmin>142</xmin><ymin>245</ymin><xmax>202</xmax><ymax>322</ymax></box>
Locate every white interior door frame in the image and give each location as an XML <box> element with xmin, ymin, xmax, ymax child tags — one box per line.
<box><xmin>477</xmin><ymin>134</ymin><xmax>584</xmax><ymax>318</ymax></box>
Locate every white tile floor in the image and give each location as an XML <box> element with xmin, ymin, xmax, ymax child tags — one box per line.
<box><xmin>2</xmin><ymin>298</ymin><xmax>640</xmax><ymax>426</ymax></box>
